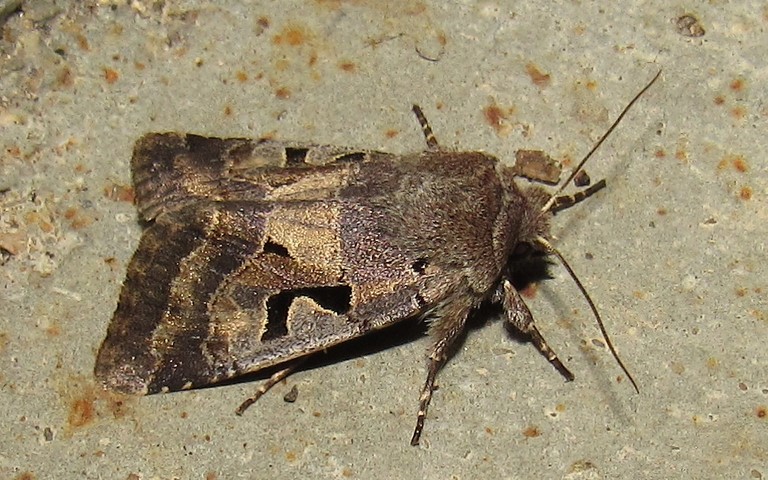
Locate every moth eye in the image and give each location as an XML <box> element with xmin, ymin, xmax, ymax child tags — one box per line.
<box><xmin>512</xmin><ymin>243</ymin><xmax>532</xmax><ymax>256</ymax></box>
<box><xmin>285</xmin><ymin>147</ymin><xmax>310</xmax><ymax>165</ymax></box>
<box><xmin>263</xmin><ymin>238</ymin><xmax>291</xmax><ymax>257</ymax></box>
<box><xmin>411</xmin><ymin>258</ymin><xmax>429</xmax><ymax>274</ymax></box>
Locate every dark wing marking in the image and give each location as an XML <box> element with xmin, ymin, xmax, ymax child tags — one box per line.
<box><xmin>213</xmin><ymin>200</ymin><xmax>431</xmax><ymax>382</ymax></box>
<box><xmin>95</xmin><ymin>200</ymin><xmax>429</xmax><ymax>394</ymax></box>
<box><xmin>131</xmin><ymin>133</ymin><xmax>397</xmax><ymax>221</ymax></box>
<box><xmin>95</xmin><ymin>200</ymin><xmax>271</xmax><ymax>394</ymax></box>
<box><xmin>132</xmin><ymin>134</ymin><xmax>266</xmax><ymax>221</ymax></box>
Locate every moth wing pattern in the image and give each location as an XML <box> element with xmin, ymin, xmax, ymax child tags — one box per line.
<box><xmin>131</xmin><ymin>132</ymin><xmax>398</xmax><ymax>221</ymax></box>
<box><xmin>96</xmin><ymin>134</ymin><xmax>513</xmax><ymax>398</ymax></box>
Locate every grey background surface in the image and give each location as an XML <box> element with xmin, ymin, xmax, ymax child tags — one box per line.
<box><xmin>1</xmin><ymin>1</ymin><xmax>765</xmax><ymax>479</ymax></box>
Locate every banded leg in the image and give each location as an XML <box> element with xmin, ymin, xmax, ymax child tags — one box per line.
<box><xmin>411</xmin><ymin>105</ymin><xmax>440</xmax><ymax>151</ymax></box>
<box><xmin>501</xmin><ymin>279</ymin><xmax>574</xmax><ymax>381</ymax></box>
<box><xmin>550</xmin><ymin>179</ymin><xmax>607</xmax><ymax>213</ymax></box>
<box><xmin>236</xmin><ymin>358</ymin><xmax>307</xmax><ymax>415</ymax></box>
<box><xmin>411</xmin><ymin>301</ymin><xmax>472</xmax><ymax>446</ymax></box>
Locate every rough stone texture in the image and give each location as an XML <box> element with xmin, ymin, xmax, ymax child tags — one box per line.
<box><xmin>1</xmin><ymin>2</ymin><xmax>765</xmax><ymax>479</ymax></box>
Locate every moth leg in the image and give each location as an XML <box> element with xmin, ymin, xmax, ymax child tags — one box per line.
<box><xmin>235</xmin><ymin>358</ymin><xmax>307</xmax><ymax>415</ymax></box>
<box><xmin>550</xmin><ymin>179</ymin><xmax>607</xmax><ymax>213</ymax></box>
<box><xmin>501</xmin><ymin>279</ymin><xmax>574</xmax><ymax>381</ymax></box>
<box><xmin>411</xmin><ymin>105</ymin><xmax>440</xmax><ymax>151</ymax></box>
<box><xmin>411</xmin><ymin>301</ymin><xmax>472</xmax><ymax>446</ymax></box>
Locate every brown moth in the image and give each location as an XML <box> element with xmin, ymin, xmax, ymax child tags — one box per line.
<box><xmin>95</xmin><ymin>72</ymin><xmax>659</xmax><ymax>445</ymax></box>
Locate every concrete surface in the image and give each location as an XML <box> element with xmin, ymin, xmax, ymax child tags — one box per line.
<box><xmin>1</xmin><ymin>1</ymin><xmax>766</xmax><ymax>479</ymax></box>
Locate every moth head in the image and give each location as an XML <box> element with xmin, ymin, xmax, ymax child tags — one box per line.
<box><xmin>514</xmin><ymin>184</ymin><xmax>554</xmax><ymax>251</ymax></box>
<box><xmin>502</xmin><ymin>163</ymin><xmax>640</xmax><ymax>395</ymax></box>
<box><xmin>509</xmin><ymin>70</ymin><xmax>663</xmax><ymax>395</ymax></box>
<box><xmin>504</xmin><ymin>175</ymin><xmax>598</xmax><ymax>270</ymax></box>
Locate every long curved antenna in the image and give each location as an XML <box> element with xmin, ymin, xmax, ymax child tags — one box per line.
<box><xmin>542</xmin><ymin>70</ymin><xmax>661</xmax><ymax>213</ymax></box>
<box><xmin>535</xmin><ymin>235</ymin><xmax>639</xmax><ymax>393</ymax></box>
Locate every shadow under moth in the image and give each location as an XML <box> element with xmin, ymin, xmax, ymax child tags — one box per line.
<box><xmin>95</xmin><ymin>72</ymin><xmax>660</xmax><ymax>445</ymax></box>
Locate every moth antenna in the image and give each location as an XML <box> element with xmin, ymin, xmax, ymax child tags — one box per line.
<box><xmin>535</xmin><ymin>235</ymin><xmax>640</xmax><ymax>393</ymax></box>
<box><xmin>541</xmin><ymin>70</ymin><xmax>661</xmax><ymax>213</ymax></box>
<box><xmin>550</xmin><ymin>179</ymin><xmax>606</xmax><ymax>213</ymax></box>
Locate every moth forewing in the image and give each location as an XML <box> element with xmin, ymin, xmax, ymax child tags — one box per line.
<box><xmin>95</xmin><ymin>72</ymin><xmax>659</xmax><ymax>446</ymax></box>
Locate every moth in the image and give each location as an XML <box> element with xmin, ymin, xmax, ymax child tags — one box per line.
<box><xmin>95</xmin><ymin>72</ymin><xmax>659</xmax><ymax>445</ymax></box>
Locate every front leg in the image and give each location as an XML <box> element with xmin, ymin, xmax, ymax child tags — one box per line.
<box><xmin>500</xmin><ymin>279</ymin><xmax>574</xmax><ymax>382</ymax></box>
